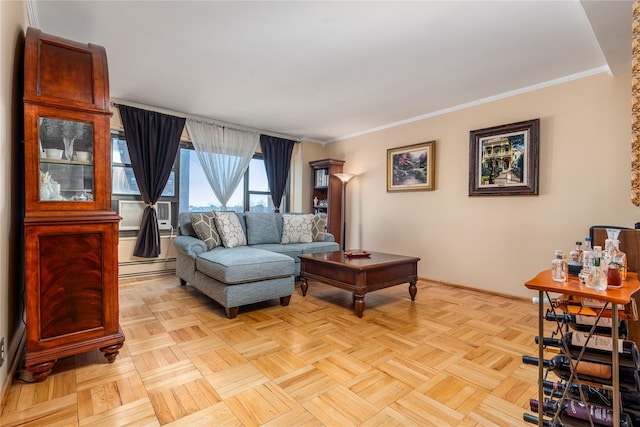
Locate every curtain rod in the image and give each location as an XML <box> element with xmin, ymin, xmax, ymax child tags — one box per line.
<box><xmin>110</xmin><ymin>98</ymin><xmax>301</xmax><ymax>143</ymax></box>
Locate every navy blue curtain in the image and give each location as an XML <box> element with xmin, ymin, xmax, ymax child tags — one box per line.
<box><xmin>118</xmin><ymin>105</ymin><xmax>185</xmax><ymax>257</ymax></box>
<box><xmin>260</xmin><ymin>135</ymin><xmax>296</xmax><ymax>212</ymax></box>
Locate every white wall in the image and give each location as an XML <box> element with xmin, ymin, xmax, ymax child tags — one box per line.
<box><xmin>324</xmin><ymin>73</ymin><xmax>636</xmax><ymax>299</ymax></box>
<box><xmin>1</xmin><ymin>0</ymin><xmax>28</xmax><ymax>403</ymax></box>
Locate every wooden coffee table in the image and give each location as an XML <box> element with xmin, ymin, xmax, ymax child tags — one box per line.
<box><xmin>299</xmin><ymin>251</ymin><xmax>420</xmax><ymax>317</ymax></box>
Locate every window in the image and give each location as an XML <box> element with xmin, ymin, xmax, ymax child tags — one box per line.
<box><xmin>112</xmin><ymin>133</ymin><xmax>175</xmax><ymax>197</ymax></box>
<box><xmin>178</xmin><ymin>144</ymin><xmax>285</xmax><ymax>213</ymax></box>
<box><xmin>246</xmin><ymin>157</ymin><xmax>280</xmax><ymax>212</ymax></box>
<box><xmin>178</xmin><ymin>146</ymin><xmax>244</xmax><ymax>213</ymax></box>
<box><xmin>111</xmin><ymin>134</ymin><xmax>287</xmax><ymax>228</ymax></box>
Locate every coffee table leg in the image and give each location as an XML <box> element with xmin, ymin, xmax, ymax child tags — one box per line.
<box><xmin>301</xmin><ymin>278</ymin><xmax>308</xmax><ymax>296</ymax></box>
<box><xmin>409</xmin><ymin>281</ymin><xmax>417</xmax><ymax>301</ymax></box>
<box><xmin>354</xmin><ymin>293</ymin><xmax>365</xmax><ymax>317</ymax></box>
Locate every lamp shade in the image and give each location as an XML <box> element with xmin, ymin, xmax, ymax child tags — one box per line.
<box><xmin>333</xmin><ymin>173</ymin><xmax>355</xmax><ymax>184</ymax></box>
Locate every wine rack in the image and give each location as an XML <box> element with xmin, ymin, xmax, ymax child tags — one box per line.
<box><xmin>523</xmin><ymin>270</ymin><xmax>640</xmax><ymax>426</ymax></box>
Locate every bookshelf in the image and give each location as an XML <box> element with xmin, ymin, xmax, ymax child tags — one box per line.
<box><xmin>309</xmin><ymin>159</ymin><xmax>344</xmax><ymax>246</ymax></box>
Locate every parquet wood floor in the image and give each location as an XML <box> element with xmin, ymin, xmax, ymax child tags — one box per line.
<box><xmin>1</xmin><ymin>275</ymin><xmax>550</xmax><ymax>426</ymax></box>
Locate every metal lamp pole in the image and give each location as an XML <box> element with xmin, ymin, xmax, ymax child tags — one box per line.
<box><xmin>333</xmin><ymin>173</ymin><xmax>355</xmax><ymax>251</ymax></box>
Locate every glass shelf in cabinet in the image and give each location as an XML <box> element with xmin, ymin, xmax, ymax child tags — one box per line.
<box><xmin>40</xmin><ymin>158</ymin><xmax>92</xmax><ymax>166</ymax></box>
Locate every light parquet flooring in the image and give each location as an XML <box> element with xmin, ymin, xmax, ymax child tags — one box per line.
<box><xmin>1</xmin><ymin>276</ymin><xmax>551</xmax><ymax>426</ymax></box>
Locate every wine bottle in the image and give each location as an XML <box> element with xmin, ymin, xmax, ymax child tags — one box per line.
<box><xmin>533</xmin><ymin>296</ymin><xmax>555</xmax><ymax>305</ymax></box>
<box><xmin>620</xmin><ymin>406</ymin><xmax>640</xmax><ymax>427</ymax></box>
<box><xmin>535</xmin><ymin>332</ymin><xmax>640</xmax><ymax>368</ymax></box>
<box><xmin>542</xmin><ymin>379</ymin><xmax>640</xmax><ymax>410</ymax></box>
<box><xmin>521</xmin><ymin>354</ymin><xmax>640</xmax><ymax>392</ymax></box>
<box><xmin>530</xmin><ymin>398</ymin><xmax>634</xmax><ymax>427</ymax></box>
<box><xmin>544</xmin><ymin>312</ymin><xmax>628</xmax><ymax>338</ymax></box>
<box><xmin>523</xmin><ymin>412</ymin><xmax>584</xmax><ymax>426</ymax></box>
<box><xmin>542</xmin><ymin>388</ymin><xmax>640</xmax><ymax>426</ymax></box>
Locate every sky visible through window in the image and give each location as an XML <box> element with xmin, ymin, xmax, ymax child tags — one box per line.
<box><xmin>185</xmin><ymin>151</ymin><xmax>268</xmax><ymax>211</ymax></box>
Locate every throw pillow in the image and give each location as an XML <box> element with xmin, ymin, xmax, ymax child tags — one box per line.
<box><xmin>312</xmin><ymin>213</ymin><xmax>328</xmax><ymax>242</ymax></box>
<box><xmin>214</xmin><ymin>211</ymin><xmax>247</xmax><ymax>248</ymax></box>
<box><xmin>281</xmin><ymin>214</ymin><xmax>314</xmax><ymax>244</ymax></box>
<box><xmin>245</xmin><ymin>212</ymin><xmax>280</xmax><ymax>245</ymax></box>
<box><xmin>190</xmin><ymin>212</ymin><xmax>221</xmax><ymax>250</ymax></box>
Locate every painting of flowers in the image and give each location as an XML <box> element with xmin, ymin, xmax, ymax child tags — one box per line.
<box><xmin>387</xmin><ymin>141</ymin><xmax>435</xmax><ymax>192</ymax></box>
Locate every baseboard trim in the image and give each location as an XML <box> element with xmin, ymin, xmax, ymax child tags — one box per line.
<box><xmin>420</xmin><ymin>276</ymin><xmax>530</xmax><ymax>303</ymax></box>
<box><xmin>119</xmin><ymin>269</ymin><xmax>176</xmax><ymax>280</ymax></box>
<box><xmin>118</xmin><ymin>257</ymin><xmax>176</xmax><ymax>268</ymax></box>
<box><xmin>0</xmin><ymin>325</ymin><xmax>25</xmax><ymax>412</ymax></box>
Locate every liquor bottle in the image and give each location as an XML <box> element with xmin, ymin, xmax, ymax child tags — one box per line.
<box><xmin>535</xmin><ymin>332</ymin><xmax>640</xmax><ymax>368</ymax></box>
<box><xmin>521</xmin><ymin>354</ymin><xmax>640</xmax><ymax>392</ymax></box>
<box><xmin>543</xmin><ymin>312</ymin><xmax>628</xmax><ymax>338</ymax></box>
<box><xmin>542</xmin><ymin>380</ymin><xmax>640</xmax><ymax>411</ymax></box>
<box><xmin>611</xmin><ymin>239</ymin><xmax>628</xmax><ymax>281</ymax></box>
<box><xmin>579</xmin><ymin>237</ymin><xmax>594</xmax><ymax>283</ymax></box>
<box><xmin>584</xmin><ymin>237</ymin><xmax>593</xmax><ymax>253</ymax></box>
<box><xmin>579</xmin><ymin>250</ymin><xmax>594</xmax><ymax>283</ymax></box>
<box><xmin>607</xmin><ymin>264</ymin><xmax>622</xmax><ymax>289</ymax></box>
<box><xmin>570</xmin><ymin>241</ymin><xmax>583</xmax><ymax>264</ymax></box>
<box><xmin>530</xmin><ymin>398</ymin><xmax>634</xmax><ymax>427</ymax></box>
<box><xmin>587</xmin><ymin>246</ymin><xmax>607</xmax><ymax>290</ymax></box>
<box><xmin>552</xmin><ymin>250</ymin><xmax>568</xmax><ymax>282</ymax></box>
<box><xmin>603</xmin><ymin>238</ymin><xmax>615</xmax><ymax>269</ymax></box>
<box><xmin>569</xmin><ymin>241</ymin><xmax>583</xmax><ymax>276</ymax></box>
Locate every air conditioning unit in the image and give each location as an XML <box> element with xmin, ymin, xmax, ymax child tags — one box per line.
<box><xmin>118</xmin><ymin>200</ymin><xmax>172</xmax><ymax>231</ymax></box>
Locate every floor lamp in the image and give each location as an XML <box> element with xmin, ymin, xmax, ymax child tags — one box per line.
<box><xmin>334</xmin><ymin>173</ymin><xmax>355</xmax><ymax>251</ymax></box>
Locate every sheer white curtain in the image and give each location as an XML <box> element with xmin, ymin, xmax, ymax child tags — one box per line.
<box><xmin>186</xmin><ymin>119</ymin><xmax>259</xmax><ymax>210</ymax></box>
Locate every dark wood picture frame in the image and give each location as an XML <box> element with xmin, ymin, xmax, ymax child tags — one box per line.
<box><xmin>387</xmin><ymin>140</ymin><xmax>436</xmax><ymax>192</ymax></box>
<box><xmin>469</xmin><ymin>119</ymin><xmax>539</xmax><ymax>196</ymax></box>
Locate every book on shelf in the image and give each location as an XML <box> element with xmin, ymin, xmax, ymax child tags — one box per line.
<box><xmin>315</xmin><ymin>169</ymin><xmax>329</xmax><ymax>187</ymax></box>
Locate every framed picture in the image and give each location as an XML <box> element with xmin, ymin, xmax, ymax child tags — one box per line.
<box><xmin>387</xmin><ymin>141</ymin><xmax>436</xmax><ymax>192</ymax></box>
<box><xmin>469</xmin><ymin>119</ymin><xmax>539</xmax><ymax>196</ymax></box>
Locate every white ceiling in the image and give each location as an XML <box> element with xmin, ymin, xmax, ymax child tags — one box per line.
<box><xmin>30</xmin><ymin>1</ymin><xmax>632</xmax><ymax>143</ymax></box>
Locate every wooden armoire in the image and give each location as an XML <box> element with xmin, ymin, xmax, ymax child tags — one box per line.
<box><xmin>22</xmin><ymin>28</ymin><xmax>123</xmax><ymax>381</ymax></box>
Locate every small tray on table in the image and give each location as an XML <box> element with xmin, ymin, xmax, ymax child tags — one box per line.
<box><xmin>345</xmin><ymin>250</ymin><xmax>371</xmax><ymax>258</ymax></box>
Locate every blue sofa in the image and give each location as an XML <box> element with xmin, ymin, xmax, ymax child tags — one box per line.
<box><xmin>173</xmin><ymin>211</ymin><xmax>339</xmax><ymax>318</ymax></box>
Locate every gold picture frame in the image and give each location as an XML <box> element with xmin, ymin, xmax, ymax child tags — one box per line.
<box><xmin>632</xmin><ymin>0</ymin><xmax>640</xmax><ymax>206</ymax></box>
<box><xmin>387</xmin><ymin>141</ymin><xmax>436</xmax><ymax>192</ymax></box>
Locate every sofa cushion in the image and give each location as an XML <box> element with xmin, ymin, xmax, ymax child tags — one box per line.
<box><xmin>179</xmin><ymin>212</ymin><xmax>198</xmax><ymax>237</ymax></box>
<box><xmin>275</xmin><ymin>213</ymin><xmax>284</xmax><ymax>238</ymax></box>
<box><xmin>235</xmin><ymin>212</ymin><xmax>247</xmax><ymax>237</ymax></box>
<box><xmin>190</xmin><ymin>212</ymin><xmax>221</xmax><ymax>250</ymax></box>
<box><xmin>250</xmin><ymin>243</ymin><xmax>303</xmax><ymax>260</ymax></box>
<box><xmin>312</xmin><ymin>213</ymin><xmax>328</xmax><ymax>242</ymax></box>
<box><xmin>215</xmin><ymin>212</ymin><xmax>247</xmax><ymax>248</ymax></box>
<box><xmin>245</xmin><ymin>212</ymin><xmax>280</xmax><ymax>245</ymax></box>
<box><xmin>291</xmin><ymin>241</ymin><xmax>340</xmax><ymax>254</ymax></box>
<box><xmin>281</xmin><ymin>214</ymin><xmax>314</xmax><ymax>244</ymax></box>
<box><xmin>196</xmin><ymin>246</ymin><xmax>294</xmax><ymax>284</ymax></box>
